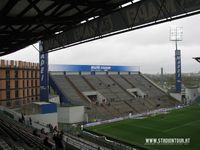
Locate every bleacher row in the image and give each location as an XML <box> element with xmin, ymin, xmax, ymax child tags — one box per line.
<box><xmin>0</xmin><ymin>111</ymin><xmax>111</xmax><ymax>150</ymax></box>
<box><xmin>50</xmin><ymin>73</ymin><xmax>178</xmax><ymax>120</ymax></box>
<box><xmin>0</xmin><ymin>112</ymin><xmax>50</xmax><ymax>150</ymax></box>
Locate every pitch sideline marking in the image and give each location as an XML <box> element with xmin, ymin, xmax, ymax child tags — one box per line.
<box><xmin>163</xmin><ymin>119</ymin><xmax>200</xmax><ymax>133</ymax></box>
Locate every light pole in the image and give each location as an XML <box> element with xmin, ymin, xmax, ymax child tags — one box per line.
<box><xmin>170</xmin><ymin>26</ymin><xmax>183</xmax><ymax>93</ymax></box>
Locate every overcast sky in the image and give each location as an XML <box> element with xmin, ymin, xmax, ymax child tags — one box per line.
<box><xmin>1</xmin><ymin>14</ymin><xmax>200</xmax><ymax>74</ymax></box>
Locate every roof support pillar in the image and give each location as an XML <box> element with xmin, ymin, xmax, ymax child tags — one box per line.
<box><xmin>39</xmin><ymin>41</ymin><xmax>49</xmax><ymax>101</ymax></box>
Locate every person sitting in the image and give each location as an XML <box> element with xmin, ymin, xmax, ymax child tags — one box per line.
<box><xmin>33</xmin><ymin>128</ymin><xmax>40</xmax><ymax>137</ymax></box>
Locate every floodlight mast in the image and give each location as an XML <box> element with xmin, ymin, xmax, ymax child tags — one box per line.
<box><xmin>170</xmin><ymin>26</ymin><xmax>183</xmax><ymax>93</ymax></box>
<box><xmin>170</xmin><ymin>26</ymin><xmax>183</xmax><ymax>50</ymax></box>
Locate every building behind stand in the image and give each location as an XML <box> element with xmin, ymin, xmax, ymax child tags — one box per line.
<box><xmin>0</xmin><ymin>59</ymin><xmax>40</xmax><ymax>108</ymax></box>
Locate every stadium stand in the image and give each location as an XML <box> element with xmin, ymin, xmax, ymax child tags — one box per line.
<box><xmin>96</xmin><ymin>75</ymin><xmax>133</xmax><ymax>101</ymax></box>
<box><xmin>83</xmin><ymin>75</ymin><xmax>120</xmax><ymax>101</ymax></box>
<box><xmin>50</xmin><ymin>73</ymin><xmax>178</xmax><ymax>120</ymax></box>
<box><xmin>0</xmin><ymin>138</ymin><xmax>13</xmax><ymax>150</ymax></box>
<box><xmin>109</xmin><ymin>75</ymin><xmax>133</xmax><ymax>89</ymax></box>
<box><xmin>122</xmin><ymin>74</ymin><xmax>176</xmax><ymax>107</ymax></box>
<box><xmin>0</xmin><ymin>112</ymin><xmax>51</xmax><ymax>149</ymax></box>
<box><xmin>0</xmin><ymin>109</ymin><xmax>110</xmax><ymax>150</ymax></box>
<box><xmin>50</xmin><ymin>74</ymin><xmax>87</xmax><ymax>106</ymax></box>
<box><xmin>67</xmin><ymin>75</ymin><xmax>93</xmax><ymax>92</ymax></box>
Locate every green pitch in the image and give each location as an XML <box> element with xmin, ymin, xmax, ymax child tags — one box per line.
<box><xmin>88</xmin><ymin>105</ymin><xmax>200</xmax><ymax>150</ymax></box>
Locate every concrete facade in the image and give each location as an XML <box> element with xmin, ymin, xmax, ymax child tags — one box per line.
<box><xmin>185</xmin><ymin>88</ymin><xmax>199</xmax><ymax>103</ymax></box>
<box><xmin>58</xmin><ymin>106</ymin><xmax>85</xmax><ymax>124</ymax></box>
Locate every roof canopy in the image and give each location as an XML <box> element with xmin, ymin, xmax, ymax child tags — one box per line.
<box><xmin>0</xmin><ymin>0</ymin><xmax>131</xmax><ymax>56</ymax></box>
<box><xmin>1</xmin><ymin>0</ymin><xmax>200</xmax><ymax>56</ymax></box>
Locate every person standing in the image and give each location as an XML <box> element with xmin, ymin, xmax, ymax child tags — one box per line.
<box><xmin>21</xmin><ymin>113</ymin><xmax>25</xmax><ymax>123</ymax></box>
<box><xmin>29</xmin><ymin>117</ymin><xmax>32</xmax><ymax>126</ymax></box>
<box><xmin>53</xmin><ymin>131</ymin><xmax>65</xmax><ymax>150</ymax></box>
<box><xmin>43</xmin><ymin>136</ymin><xmax>53</xmax><ymax>149</ymax></box>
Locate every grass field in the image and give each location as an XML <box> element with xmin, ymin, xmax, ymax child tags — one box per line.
<box><xmin>88</xmin><ymin>105</ymin><xmax>200</xmax><ymax>150</ymax></box>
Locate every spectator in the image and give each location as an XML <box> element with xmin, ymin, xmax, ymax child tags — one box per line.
<box><xmin>21</xmin><ymin>113</ymin><xmax>25</xmax><ymax>123</ymax></box>
<box><xmin>59</xmin><ymin>131</ymin><xmax>65</xmax><ymax>149</ymax></box>
<box><xmin>29</xmin><ymin>117</ymin><xmax>32</xmax><ymax>126</ymax></box>
<box><xmin>53</xmin><ymin>126</ymin><xmax>58</xmax><ymax>132</ymax></box>
<box><xmin>43</xmin><ymin>136</ymin><xmax>53</xmax><ymax>149</ymax></box>
<box><xmin>18</xmin><ymin>118</ymin><xmax>23</xmax><ymax>123</ymax></box>
<box><xmin>41</xmin><ymin>128</ymin><xmax>46</xmax><ymax>135</ymax></box>
<box><xmin>48</xmin><ymin>124</ymin><xmax>54</xmax><ymax>133</ymax></box>
<box><xmin>33</xmin><ymin>128</ymin><xmax>40</xmax><ymax>137</ymax></box>
<box><xmin>53</xmin><ymin>131</ymin><xmax>65</xmax><ymax>150</ymax></box>
<box><xmin>53</xmin><ymin>133</ymin><xmax>59</xmax><ymax>149</ymax></box>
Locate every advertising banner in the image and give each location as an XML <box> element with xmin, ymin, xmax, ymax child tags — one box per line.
<box><xmin>49</xmin><ymin>64</ymin><xmax>140</xmax><ymax>72</ymax></box>
<box><xmin>175</xmin><ymin>50</ymin><xmax>181</xmax><ymax>93</ymax></box>
<box><xmin>39</xmin><ymin>42</ymin><xmax>49</xmax><ymax>101</ymax></box>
